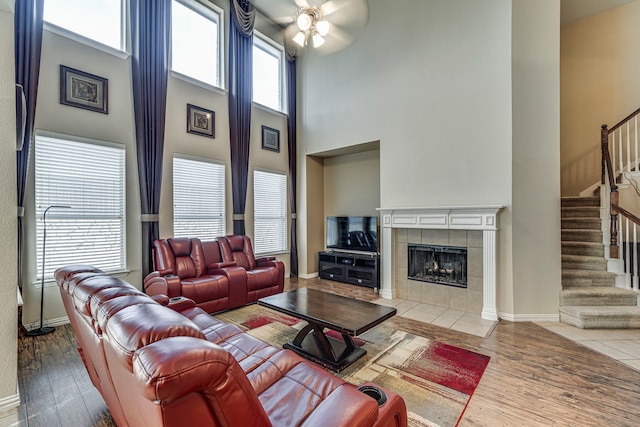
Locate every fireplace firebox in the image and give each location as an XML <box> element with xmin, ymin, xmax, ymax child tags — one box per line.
<box><xmin>408</xmin><ymin>244</ymin><xmax>467</xmax><ymax>288</ymax></box>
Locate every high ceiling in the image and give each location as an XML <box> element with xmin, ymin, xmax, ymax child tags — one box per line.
<box><xmin>561</xmin><ymin>0</ymin><xmax>637</xmax><ymax>24</ymax></box>
<box><xmin>257</xmin><ymin>0</ymin><xmax>640</xmax><ymax>27</ymax></box>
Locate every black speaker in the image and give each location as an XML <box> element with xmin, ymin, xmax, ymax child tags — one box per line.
<box><xmin>16</xmin><ymin>84</ymin><xmax>26</xmax><ymax>151</ymax></box>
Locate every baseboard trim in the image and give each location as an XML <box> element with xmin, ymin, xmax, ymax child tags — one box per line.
<box><xmin>298</xmin><ymin>272</ymin><xmax>318</xmax><ymax>280</ymax></box>
<box><xmin>0</xmin><ymin>389</ymin><xmax>20</xmax><ymax>413</ymax></box>
<box><xmin>499</xmin><ymin>312</ymin><xmax>560</xmax><ymax>322</ymax></box>
<box><xmin>24</xmin><ymin>315</ymin><xmax>70</xmax><ymax>331</ymax></box>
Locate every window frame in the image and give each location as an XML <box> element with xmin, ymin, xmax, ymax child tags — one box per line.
<box><xmin>34</xmin><ymin>131</ymin><xmax>127</xmax><ymax>282</ymax></box>
<box><xmin>253</xmin><ymin>168</ymin><xmax>288</xmax><ymax>255</ymax></box>
<box><xmin>170</xmin><ymin>0</ymin><xmax>225</xmax><ymax>91</ymax></box>
<box><xmin>172</xmin><ymin>154</ymin><xmax>226</xmax><ymax>241</ymax></box>
<box><xmin>252</xmin><ymin>31</ymin><xmax>286</xmax><ymax>113</ymax></box>
<box><xmin>43</xmin><ymin>0</ymin><xmax>129</xmax><ymax>59</ymax></box>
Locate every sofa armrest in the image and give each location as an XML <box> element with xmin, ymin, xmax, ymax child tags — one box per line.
<box><xmin>300</xmin><ymin>384</ymin><xmax>379</xmax><ymax>427</ymax></box>
<box><xmin>133</xmin><ymin>337</ymin><xmax>271</xmax><ymax>427</ymax></box>
<box><xmin>207</xmin><ymin>261</ymin><xmax>237</xmax><ymax>271</ymax></box>
<box><xmin>149</xmin><ymin>294</ymin><xmax>170</xmax><ymax>305</ymax></box>
<box><xmin>256</xmin><ymin>256</ymin><xmax>276</xmax><ymax>264</ymax></box>
<box><xmin>208</xmin><ymin>265</ymin><xmax>247</xmax><ymax>309</ymax></box>
<box><xmin>144</xmin><ymin>273</ymin><xmax>182</xmax><ymax>299</ymax></box>
<box><xmin>167</xmin><ymin>296</ymin><xmax>197</xmax><ymax>312</ymax></box>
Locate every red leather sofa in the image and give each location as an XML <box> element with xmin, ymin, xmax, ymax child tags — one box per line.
<box><xmin>55</xmin><ymin>265</ymin><xmax>408</xmax><ymax>427</ymax></box>
<box><xmin>146</xmin><ymin>235</ymin><xmax>284</xmax><ymax>313</ymax></box>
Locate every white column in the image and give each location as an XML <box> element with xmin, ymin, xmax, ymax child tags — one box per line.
<box><xmin>482</xmin><ymin>229</ymin><xmax>498</xmax><ymax>321</ymax></box>
<box><xmin>380</xmin><ymin>212</ymin><xmax>395</xmax><ymax>299</ymax></box>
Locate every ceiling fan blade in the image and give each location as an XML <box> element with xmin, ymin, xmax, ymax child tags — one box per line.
<box><xmin>294</xmin><ymin>0</ymin><xmax>310</xmax><ymax>8</ymax></box>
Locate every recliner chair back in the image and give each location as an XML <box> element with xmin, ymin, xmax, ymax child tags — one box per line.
<box><xmin>217</xmin><ymin>235</ymin><xmax>256</xmax><ymax>269</ymax></box>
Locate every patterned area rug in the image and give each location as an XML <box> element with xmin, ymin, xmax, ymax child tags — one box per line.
<box><xmin>216</xmin><ymin>305</ymin><xmax>490</xmax><ymax>427</ymax></box>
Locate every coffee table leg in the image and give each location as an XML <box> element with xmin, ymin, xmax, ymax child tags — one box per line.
<box><xmin>291</xmin><ymin>322</ymin><xmax>337</xmax><ymax>362</ymax></box>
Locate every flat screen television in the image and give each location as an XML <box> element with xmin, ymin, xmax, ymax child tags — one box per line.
<box><xmin>326</xmin><ymin>216</ymin><xmax>378</xmax><ymax>253</ymax></box>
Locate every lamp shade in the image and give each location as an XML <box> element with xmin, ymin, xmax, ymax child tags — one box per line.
<box><xmin>312</xmin><ymin>32</ymin><xmax>325</xmax><ymax>48</ymax></box>
<box><xmin>296</xmin><ymin>13</ymin><xmax>312</xmax><ymax>31</ymax></box>
<box><xmin>293</xmin><ymin>31</ymin><xmax>306</xmax><ymax>47</ymax></box>
<box><xmin>315</xmin><ymin>20</ymin><xmax>329</xmax><ymax>37</ymax></box>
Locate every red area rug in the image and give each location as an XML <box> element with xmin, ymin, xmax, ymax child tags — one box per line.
<box><xmin>217</xmin><ymin>305</ymin><xmax>489</xmax><ymax>427</ymax></box>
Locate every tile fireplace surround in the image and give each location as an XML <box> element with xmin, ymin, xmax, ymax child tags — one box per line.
<box><xmin>378</xmin><ymin>206</ymin><xmax>503</xmax><ymax>321</ymax></box>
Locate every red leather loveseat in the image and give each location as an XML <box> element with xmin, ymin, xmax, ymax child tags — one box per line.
<box><xmin>56</xmin><ymin>265</ymin><xmax>408</xmax><ymax>427</ymax></box>
<box><xmin>145</xmin><ymin>235</ymin><xmax>284</xmax><ymax>313</ymax></box>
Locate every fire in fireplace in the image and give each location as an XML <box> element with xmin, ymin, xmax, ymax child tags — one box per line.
<box><xmin>408</xmin><ymin>244</ymin><xmax>467</xmax><ymax>288</ymax></box>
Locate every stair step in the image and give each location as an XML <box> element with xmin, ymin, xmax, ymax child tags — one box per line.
<box><xmin>562</xmin><ymin>269</ymin><xmax>616</xmax><ymax>287</ymax></box>
<box><xmin>562</xmin><ymin>254</ymin><xmax>608</xmax><ymax>271</ymax></box>
<box><xmin>560</xmin><ymin>287</ymin><xmax>638</xmax><ymax>306</ymax></box>
<box><xmin>561</xmin><ymin>218</ymin><xmax>601</xmax><ymax>230</ymax></box>
<box><xmin>561</xmin><ymin>196</ymin><xmax>600</xmax><ymax>208</ymax></box>
<box><xmin>560</xmin><ymin>305</ymin><xmax>640</xmax><ymax>329</ymax></box>
<box><xmin>561</xmin><ymin>206</ymin><xmax>600</xmax><ymax>218</ymax></box>
<box><xmin>562</xmin><ymin>229</ymin><xmax>603</xmax><ymax>243</ymax></box>
<box><xmin>562</xmin><ymin>242</ymin><xmax>604</xmax><ymax>257</ymax></box>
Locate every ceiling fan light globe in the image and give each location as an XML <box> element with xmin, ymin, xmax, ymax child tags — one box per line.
<box><xmin>312</xmin><ymin>32</ymin><xmax>325</xmax><ymax>48</ymax></box>
<box><xmin>293</xmin><ymin>31</ymin><xmax>307</xmax><ymax>46</ymax></box>
<box><xmin>315</xmin><ymin>20</ymin><xmax>329</xmax><ymax>36</ymax></box>
<box><xmin>296</xmin><ymin>13</ymin><xmax>312</xmax><ymax>31</ymax></box>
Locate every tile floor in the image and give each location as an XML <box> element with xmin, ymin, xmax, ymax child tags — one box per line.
<box><xmin>536</xmin><ymin>321</ymin><xmax>640</xmax><ymax>372</ymax></box>
<box><xmin>373</xmin><ymin>297</ymin><xmax>498</xmax><ymax>338</ymax></box>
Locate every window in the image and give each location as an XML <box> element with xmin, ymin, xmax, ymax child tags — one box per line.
<box><xmin>44</xmin><ymin>0</ymin><xmax>125</xmax><ymax>51</ymax></box>
<box><xmin>35</xmin><ymin>133</ymin><xmax>126</xmax><ymax>280</ymax></box>
<box><xmin>253</xmin><ymin>170</ymin><xmax>287</xmax><ymax>254</ymax></box>
<box><xmin>253</xmin><ymin>33</ymin><xmax>284</xmax><ymax>112</ymax></box>
<box><xmin>173</xmin><ymin>156</ymin><xmax>225</xmax><ymax>240</ymax></box>
<box><xmin>171</xmin><ymin>0</ymin><xmax>223</xmax><ymax>88</ymax></box>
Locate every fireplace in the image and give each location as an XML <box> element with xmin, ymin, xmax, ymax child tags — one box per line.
<box><xmin>408</xmin><ymin>244</ymin><xmax>467</xmax><ymax>288</ymax></box>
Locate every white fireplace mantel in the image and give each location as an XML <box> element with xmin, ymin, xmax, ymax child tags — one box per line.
<box><xmin>377</xmin><ymin>206</ymin><xmax>504</xmax><ymax>321</ymax></box>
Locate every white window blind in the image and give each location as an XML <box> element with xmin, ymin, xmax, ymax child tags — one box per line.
<box><xmin>173</xmin><ymin>156</ymin><xmax>225</xmax><ymax>241</ymax></box>
<box><xmin>253</xmin><ymin>34</ymin><xmax>284</xmax><ymax>111</ymax></box>
<box><xmin>253</xmin><ymin>170</ymin><xmax>287</xmax><ymax>254</ymax></box>
<box><xmin>35</xmin><ymin>134</ymin><xmax>126</xmax><ymax>280</ymax></box>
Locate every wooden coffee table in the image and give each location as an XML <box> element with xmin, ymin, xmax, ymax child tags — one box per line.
<box><xmin>258</xmin><ymin>288</ymin><xmax>396</xmax><ymax>371</ymax></box>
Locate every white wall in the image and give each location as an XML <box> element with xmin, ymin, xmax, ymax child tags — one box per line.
<box><xmin>511</xmin><ymin>0</ymin><xmax>561</xmax><ymax>318</ymax></box>
<box><xmin>298</xmin><ymin>0</ymin><xmax>562</xmax><ymax>318</ymax></box>
<box><xmin>0</xmin><ymin>0</ymin><xmax>18</xmax><ymax>406</ymax></box>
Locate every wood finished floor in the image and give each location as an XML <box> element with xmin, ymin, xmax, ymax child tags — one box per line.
<box><xmin>13</xmin><ymin>277</ymin><xmax>640</xmax><ymax>426</ymax></box>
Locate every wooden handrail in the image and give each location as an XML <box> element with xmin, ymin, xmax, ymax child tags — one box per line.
<box><xmin>608</xmin><ymin>106</ymin><xmax>640</xmax><ymax>133</ymax></box>
<box><xmin>612</xmin><ymin>204</ymin><xmax>640</xmax><ymax>227</ymax></box>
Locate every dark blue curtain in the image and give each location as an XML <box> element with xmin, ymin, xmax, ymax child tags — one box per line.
<box><xmin>15</xmin><ymin>0</ymin><xmax>44</xmax><ymax>333</ymax></box>
<box><xmin>130</xmin><ymin>0</ymin><xmax>170</xmax><ymax>277</ymax></box>
<box><xmin>286</xmin><ymin>55</ymin><xmax>298</xmax><ymax>276</ymax></box>
<box><xmin>228</xmin><ymin>0</ymin><xmax>255</xmax><ymax>235</ymax></box>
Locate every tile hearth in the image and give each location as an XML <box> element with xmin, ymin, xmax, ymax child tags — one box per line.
<box><xmin>374</xmin><ymin>297</ymin><xmax>497</xmax><ymax>338</ymax></box>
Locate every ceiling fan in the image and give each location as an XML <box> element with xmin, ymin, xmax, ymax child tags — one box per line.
<box><xmin>268</xmin><ymin>0</ymin><xmax>369</xmax><ymax>54</ymax></box>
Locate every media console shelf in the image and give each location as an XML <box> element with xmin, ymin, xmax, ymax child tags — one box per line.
<box><xmin>318</xmin><ymin>251</ymin><xmax>380</xmax><ymax>289</ymax></box>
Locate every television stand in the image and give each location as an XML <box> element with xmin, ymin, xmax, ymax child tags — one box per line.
<box><xmin>318</xmin><ymin>251</ymin><xmax>380</xmax><ymax>289</ymax></box>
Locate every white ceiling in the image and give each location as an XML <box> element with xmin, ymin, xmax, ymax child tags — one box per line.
<box><xmin>561</xmin><ymin>0</ymin><xmax>638</xmax><ymax>24</ymax></box>
<box><xmin>255</xmin><ymin>1</ymin><xmax>640</xmax><ymax>30</ymax></box>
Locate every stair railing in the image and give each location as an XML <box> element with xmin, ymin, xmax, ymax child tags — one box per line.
<box><xmin>602</xmin><ymin>106</ymin><xmax>640</xmax><ymax>290</ymax></box>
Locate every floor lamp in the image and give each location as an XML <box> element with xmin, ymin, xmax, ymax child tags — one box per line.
<box><xmin>26</xmin><ymin>205</ymin><xmax>71</xmax><ymax>337</ymax></box>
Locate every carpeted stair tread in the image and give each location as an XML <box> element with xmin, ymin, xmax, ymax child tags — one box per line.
<box><xmin>561</xmin><ymin>229</ymin><xmax>603</xmax><ymax>243</ymax></box>
<box><xmin>562</xmin><ymin>254</ymin><xmax>607</xmax><ymax>271</ymax></box>
<box><xmin>561</xmin><ymin>241</ymin><xmax>604</xmax><ymax>257</ymax></box>
<box><xmin>560</xmin><ymin>287</ymin><xmax>638</xmax><ymax>306</ymax></box>
<box><xmin>562</xmin><ymin>269</ymin><xmax>616</xmax><ymax>287</ymax></box>
<box><xmin>561</xmin><ymin>196</ymin><xmax>600</xmax><ymax>208</ymax></box>
<box><xmin>560</xmin><ymin>305</ymin><xmax>640</xmax><ymax>329</ymax></box>
<box><xmin>561</xmin><ymin>218</ymin><xmax>601</xmax><ymax>230</ymax></box>
<box><xmin>561</xmin><ymin>206</ymin><xmax>600</xmax><ymax>218</ymax></box>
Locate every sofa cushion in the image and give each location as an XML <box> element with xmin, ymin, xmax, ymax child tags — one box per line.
<box><xmin>105</xmin><ymin>303</ymin><xmax>205</xmax><ymax>368</ymax></box>
<box><xmin>180</xmin><ymin>275</ymin><xmax>229</xmax><ymax>304</ymax></box>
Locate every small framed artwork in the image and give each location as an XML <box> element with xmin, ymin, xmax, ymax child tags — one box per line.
<box><xmin>187</xmin><ymin>103</ymin><xmax>215</xmax><ymax>138</ymax></box>
<box><xmin>60</xmin><ymin>65</ymin><xmax>108</xmax><ymax>114</ymax></box>
<box><xmin>262</xmin><ymin>126</ymin><xmax>280</xmax><ymax>152</ymax></box>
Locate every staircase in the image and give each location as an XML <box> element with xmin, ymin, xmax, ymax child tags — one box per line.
<box><xmin>560</xmin><ymin>195</ymin><xmax>640</xmax><ymax>328</ymax></box>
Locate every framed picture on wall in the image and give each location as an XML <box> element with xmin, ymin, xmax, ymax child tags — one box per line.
<box><xmin>187</xmin><ymin>103</ymin><xmax>215</xmax><ymax>138</ymax></box>
<box><xmin>60</xmin><ymin>65</ymin><xmax>108</xmax><ymax>114</ymax></box>
<box><xmin>262</xmin><ymin>126</ymin><xmax>280</xmax><ymax>152</ymax></box>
